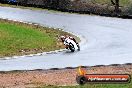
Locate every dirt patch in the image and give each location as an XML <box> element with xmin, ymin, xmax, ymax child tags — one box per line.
<box><xmin>0</xmin><ymin>64</ymin><xmax>131</xmax><ymax>87</ymax></box>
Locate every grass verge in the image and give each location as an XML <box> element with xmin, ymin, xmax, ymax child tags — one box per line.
<box><xmin>39</xmin><ymin>75</ymin><xmax>132</xmax><ymax>88</ymax></box>
<box><xmin>0</xmin><ymin>19</ymin><xmax>75</xmax><ymax>57</ymax></box>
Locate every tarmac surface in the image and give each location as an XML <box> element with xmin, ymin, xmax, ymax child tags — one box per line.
<box><xmin>0</xmin><ymin>6</ymin><xmax>132</xmax><ymax>71</ymax></box>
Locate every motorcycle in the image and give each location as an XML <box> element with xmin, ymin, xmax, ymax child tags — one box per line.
<box><xmin>64</xmin><ymin>38</ymin><xmax>80</xmax><ymax>52</ymax></box>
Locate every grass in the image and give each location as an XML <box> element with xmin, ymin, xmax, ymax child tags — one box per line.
<box><xmin>65</xmin><ymin>83</ymin><xmax>131</xmax><ymax>88</ymax></box>
<box><xmin>38</xmin><ymin>76</ymin><xmax>132</xmax><ymax>88</ymax></box>
<box><xmin>0</xmin><ymin>19</ymin><xmax>72</xmax><ymax>57</ymax></box>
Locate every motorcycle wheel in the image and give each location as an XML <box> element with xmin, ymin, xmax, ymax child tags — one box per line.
<box><xmin>69</xmin><ymin>43</ymin><xmax>75</xmax><ymax>52</ymax></box>
<box><xmin>76</xmin><ymin>75</ymin><xmax>87</xmax><ymax>85</ymax></box>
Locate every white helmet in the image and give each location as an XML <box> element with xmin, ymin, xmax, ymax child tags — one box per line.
<box><xmin>60</xmin><ymin>36</ymin><xmax>66</xmax><ymax>42</ymax></box>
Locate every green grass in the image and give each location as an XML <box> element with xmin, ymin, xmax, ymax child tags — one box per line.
<box><xmin>0</xmin><ymin>19</ymin><xmax>70</xmax><ymax>57</ymax></box>
<box><xmin>38</xmin><ymin>80</ymin><xmax>132</xmax><ymax>88</ymax></box>
<box><xmin>63</xmin><ymin>83</ymin><xmax>131</xmax><ymax>88</ymax></box>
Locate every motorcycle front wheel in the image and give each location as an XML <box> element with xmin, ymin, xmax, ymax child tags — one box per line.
<box><xmin>69</xmin><ymin>43</ymin><xmax>75</xmax><ymax>52</ymax></box>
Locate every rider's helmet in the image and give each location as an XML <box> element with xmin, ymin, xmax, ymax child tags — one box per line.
<box><xmin>60</xmin><ymin>36</ymin><xmax>66</xmax><ymax>42</ymax></box>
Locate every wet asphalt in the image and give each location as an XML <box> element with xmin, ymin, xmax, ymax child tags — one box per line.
<box><xmin>0</xmin><ymin>6</ymin><xmax>132</xmax><ymax>71</ymax></box>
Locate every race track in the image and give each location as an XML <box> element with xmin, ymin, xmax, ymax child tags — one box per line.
<box><xmin>0</xmin><ymin>6</ymin><xmax>132</xmax><ymax>71</ymax></box>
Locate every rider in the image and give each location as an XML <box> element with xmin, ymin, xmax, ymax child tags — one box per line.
<box><xmin>60</xmin><ymin>35</ymin><xmax>80</xmax><ymax>51</ymax></box>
